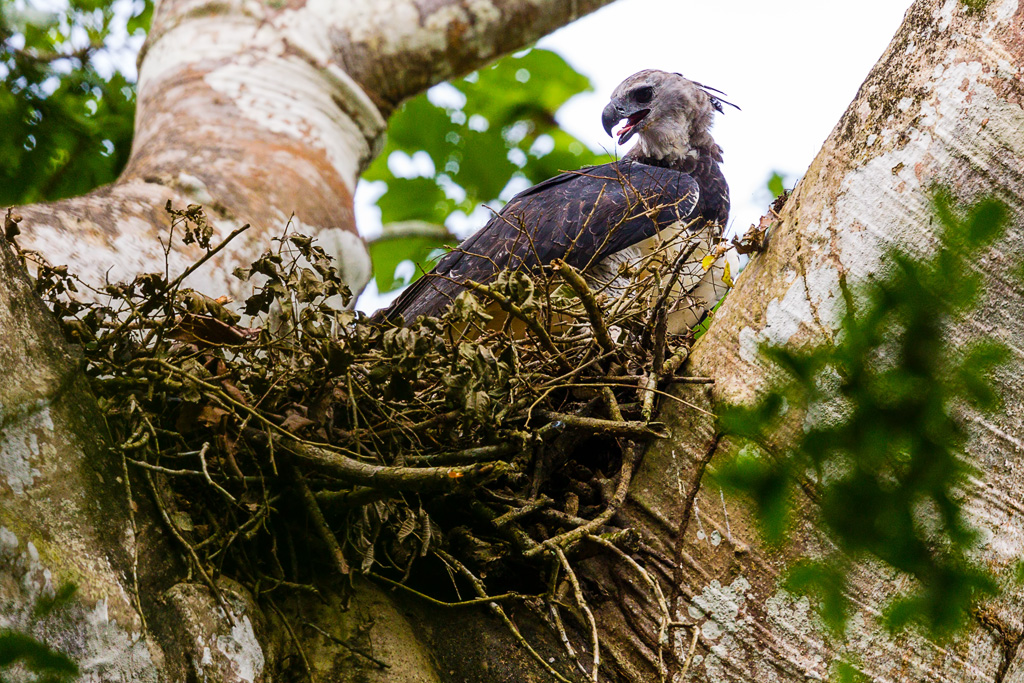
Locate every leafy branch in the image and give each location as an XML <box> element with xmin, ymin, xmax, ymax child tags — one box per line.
<box><xmin>716</xmin><ymin>190</ymin><xmax>1012</xmax><ymax>638</ymax></box>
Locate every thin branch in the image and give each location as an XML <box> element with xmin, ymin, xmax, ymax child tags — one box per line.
<box><xmin>305</xmin><ymin>622</ymin><xmax>390</xmax><ymax>670</ymax></box>
<box><xmin>265</xmin><ymin>598</ymin><xmax>315</xmax><ymax>681</ymax></box>
<box><xmin>283</xmin><ymin>434</ymin><xmax>509</xmax><ymax>491</ymax></box>
<box><xmin>435</xmin><ymin>549</ymin><xmax>575</xmax><ymax>683</ymax></box>
<box><xmin>524</xmin><ymin>441</ymin><xmax>643</xmax><ymax>558</ymax></box>
<box><xmin>493</xmin><ymin>497</ymin><xmax>551</xmax><ymax>528</ymax></box>
<box><xmin>119</xmin><ymin>448</ymin><xmax>148</xmax><ymax>635</ymax></box>
<box><xmin>462</xmin><ymin>280</ymin><xmax>569</xmax><ymax>370</ymax></box>
<box><xmin>587</xmin><ymin>533</ymin><xmax>671</xmax><ymax>679</ymax></box>
<box><xmin>536</xmin><ymin>411</ymin><xmax>667</xmax><ymax>440</ymax></box>
<box><xmin>367</xmin><ymin>571</ymin><xmax>532</xmax><ymax>608</ymax></box>
<box><xmin>292</xmin><ymin>467</ymin><xmax>350</xmax><ymax>576</ymax></box>
<box><xmin>198</xmin><ymin>441</ymin><xmax>237</xmax><ymax>504</ymax></box>
<box><xmin>402</xmin><ymin>440</ymin><xmax>522</xmax><ymax>466</ymax></box>
<box><xmin>143</xmin><ymin>470</ymin><xmax>235</xmax><ymax>626</ymax></box>
<box><xmin>556</xmin><ymin>260</ymin><xmax>618</xmax><ymax>357</ymax></box>
<box><xmin>165</xmin><ymin>222</ymin><xmax>252</xmax><ymax>295</ymax></box>
<box><xmin>552</xmin><ymin>545</ymin><xmax>600</xmax><ymax>682</ymax></box>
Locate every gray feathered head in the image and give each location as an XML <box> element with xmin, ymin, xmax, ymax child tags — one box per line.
<box><xmin>601</xmin><ymin>70</ymin><xmax>737</xmax><ymax>161</ymax></box>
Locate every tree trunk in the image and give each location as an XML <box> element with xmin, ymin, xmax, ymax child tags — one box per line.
<box><xmin>591</xmin><ymin>0</ymin><xmax>1024</xmax><ymax>680</ymax></box>
<box><xmin>4</xmin><ymin>0</ymin><xmax>1023</xmax><ymax>681</ymax></box>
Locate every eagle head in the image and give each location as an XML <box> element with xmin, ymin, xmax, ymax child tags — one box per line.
<box><xmin>601</xmin><ymin>70</ymin><xmax>737</xmax><ymax>161</ymax></box>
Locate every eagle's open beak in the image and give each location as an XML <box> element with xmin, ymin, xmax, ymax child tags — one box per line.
<box><xmin>602</xmin><ymin>102</ymin><xmax>649</xmax><ymax>145</ymax></box>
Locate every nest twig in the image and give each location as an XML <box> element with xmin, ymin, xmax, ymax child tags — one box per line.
<box><xmin>23</xmin><ymin>201</ymin><xmax>730</xmax><ymax>682</ymax></box>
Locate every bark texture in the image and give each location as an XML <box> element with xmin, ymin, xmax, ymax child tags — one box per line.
<box><xmin>593</xmin><ymin>1</ymin><xmax>1024</xmax><ymax>680</ymax></box>
<box><xmin>0</xmin><ymin>237</ymin><xmax>162</xmax><ymax>678</ymax></box>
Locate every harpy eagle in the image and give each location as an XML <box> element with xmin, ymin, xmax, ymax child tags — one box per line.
<box><xmin>375</xmin><ymin>69</ymin><xmax>736</xmax><ymax>329</ymax></box>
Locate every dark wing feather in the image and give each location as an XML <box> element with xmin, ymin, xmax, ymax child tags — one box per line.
<box><xmin>375</xmin><ymin>160</ymin><xmax>699</xmax><ymax>324</ymax></box>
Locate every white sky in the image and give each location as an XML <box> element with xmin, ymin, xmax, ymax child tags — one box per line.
<box><xmin>355</xmin><ymin>0</ymin><xmax>916</xmax><ymax>310</ymax></box>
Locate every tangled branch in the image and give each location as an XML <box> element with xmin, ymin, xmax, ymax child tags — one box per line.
<box><xmin>21</xmin><ymin>202</ymin><xmax>731</xmax><ymax>681</ymax></box>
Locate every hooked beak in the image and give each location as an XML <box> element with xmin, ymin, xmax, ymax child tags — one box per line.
<box><xmin>602</xmin><ymin>101</ymin><xmax>649</xmax><ymax>145</ymax></box>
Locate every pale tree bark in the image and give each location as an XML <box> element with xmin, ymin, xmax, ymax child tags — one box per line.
<box><xmin>590</xmin><ymin>0</ymin><xmax>1024</xmax><ymax>681</ymax></box>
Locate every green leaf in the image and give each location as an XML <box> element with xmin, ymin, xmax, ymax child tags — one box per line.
<box><xmin>457</xmin><ymin>49</ymin><xmax>591</xmax><ymax>125</ymax></box>
<box><xmin>364</xmin><ymin>46</ymin><xmax>612</xmax><ymax>258</ymax></box>
<box><xmin>0</xmin><ymin>630</ymin><xmax>79</xmax><ymax>678</ymax></box>
<box><xmin>369</xmin><ymin>222</ymin><xmax>453</xmax><ymax>293</ymax></box>
<box><xmin>376</xmin><ymin>177</ymin><xmax>453</xmax><ymax>225</ymax></box>
<box><xmin>447</xmin><ymin>127</ymin><xmax>518</xmax><ymax>200</ymax></box>
<box><xmin>0</xmin><ymin>0</ymin><xmax>141</xmax><ymax>204</ymax></box>
<box><xmin>520</xmin><ymin>128</ymin><xmax>609</xmax><ymax>183</ymax></box>
<box><xmin>785</xmin><ymin>561</ymin><xmax>849</xmax><ymax>632</ymax></box>
<box><xmin>716</xmin><ymin>191</ymin><xmax>1013</xmax><ymax>639</ymax></box>
<box><xmin>364</xmin><ymin>96</ymin><xmax>456</xmax><ymax>183</ymax></box>
<box><xmin>692</xmin><ymin>294</ymin><xmax>725</xmax><ymax>340</ymax></box>
<box><xmin>127</xmin><ymin>0</ymin><xmax>154</xmax><ymax>35</ymax></box>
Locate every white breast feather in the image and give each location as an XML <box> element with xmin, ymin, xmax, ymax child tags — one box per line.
<box><xmin>585</xmin><ymin>215</ymin><xmax>732</xmax><ymax>334</ymax></box>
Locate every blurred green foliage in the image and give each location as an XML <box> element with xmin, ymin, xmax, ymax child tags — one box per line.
<box><xmin>0</xmin><ymin>630</ymin><xmax>79</xmax><ymax>682</ymax></box>
<box><xmin>0</xmin><ymin>583</ymin><xmax>81</xmax><ymax>682</ymax></box>
<box><xmin>716</xmin><ymin>190</ymin><xmax>1011</xmax><ymax>638</ymax></box>
<box><xmin>0</xmin><ymin>0</ymin><xmax>151</xmax><ymax>205</ymax></box>
<box><xmin>32</xmin><ymin>583</ymin><xmax>78</xmax><ymax>619</ymax></box>
<box><xmin>364</xmin><ymin>48</ymin><xmax>613</xmax><ymax>293</ymax></box>
<box><xmin>369</xmin><ymin>223</ymin><xmax>452</xmax><ymax>293</ymax></box>
<box><xmin>830</xmin><ymin>659</ymin><xmax>871</xmax><ymax>683</ymax></box>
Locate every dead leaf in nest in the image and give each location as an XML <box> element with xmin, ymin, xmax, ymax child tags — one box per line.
<box><xmin>307</xmin><ymin>381</ymin><xmax>343</xmax><ymax>426</ymax></box>
<box><xmin>733</xmin><ymin>218</ymin><xmax>770</xmax><ymax>255</ymax></box>
<box><xmin>4</xmin><ymin>208</ymin><xmax>22</xmax><ymax>240</ymax></box>
<box><xmin>733</xmin><ymin>190</ymin><xmax>788</xmax><ymax>255</ymax></box>
<box><xmin>175</xmin><ymin>403</ymin><xmax>201</xmax><ymax>432</ymax></box>
<box><xmin>197</xmin><ymin>404</ymin><xmax>231</xmax><ymax>428</ymax></box>
<box><xmin>172</xmin><ymin>313</ymin><xmax>259</xmax><ymax>347</ymax></box>
<box><xmin>701</xmin><ymin>241</ymin><xmax>732</xmax><ymax>269</ymax></box>
<box><xmin>177</xmin><ymin>403</ymin><xmax>231</xmax><ymax>435</ymax></box>
<box><xmin>217</xmin><ymin>432</ymin><xmax>245</xmax><ymax>479</ymax></box>
<box><xmin>281</xmin><ymin>411</ymin><xmax>316</xmax><ymax>434</ymax></box>
<box><xmin>220</xmin><ymin>379</ymin><xmax>249</xmax><ymax>406</ymax></box>
<box><xmin>564</xmin><ymin>492</ymin><xmax>579</xmax><ymax>517</ymax></box>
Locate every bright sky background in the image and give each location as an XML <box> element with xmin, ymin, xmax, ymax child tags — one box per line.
<box><xmin>355</xmin><ymin>0</ymin><xmax>916</xmax><ymax>310</ymax></box>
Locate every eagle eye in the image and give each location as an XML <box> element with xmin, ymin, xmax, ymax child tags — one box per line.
<box><xmin>632</xmin><ymin>86</ymin><xmax>654</xmax><ymax>104</ymax></box>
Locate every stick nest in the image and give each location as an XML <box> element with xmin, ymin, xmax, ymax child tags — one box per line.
<box><xmin>19</xmin><ymin>202</ymin><xmax>726</xmax><ymax>682</ymax></box>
